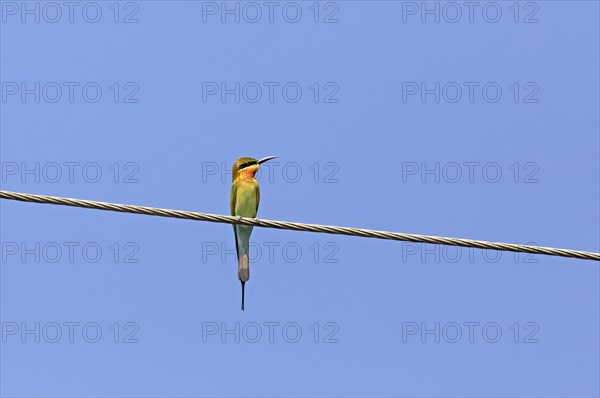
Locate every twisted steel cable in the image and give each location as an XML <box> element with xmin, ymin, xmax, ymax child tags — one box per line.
<box><xmin>1</xmin><ymin>190</ymin><xmax>598</xmax><ymax>262</ymax></box>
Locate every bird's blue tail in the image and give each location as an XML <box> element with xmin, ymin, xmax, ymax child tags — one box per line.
<box><xmin>236</xmin><ymin>225</ymin><xmax>253</xmax><ymax>310</ymax></box>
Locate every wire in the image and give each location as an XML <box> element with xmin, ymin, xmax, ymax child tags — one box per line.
<box><xmin>1</xmin><ymin>190</ymin><xmax>598</xmax><ymax>262</ymax></box>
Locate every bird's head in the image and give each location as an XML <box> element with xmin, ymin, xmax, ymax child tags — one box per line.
<box><xmin>232</xmin><ymin>156</ymin><xmax>277</xmax><ymax>182</ymax></box>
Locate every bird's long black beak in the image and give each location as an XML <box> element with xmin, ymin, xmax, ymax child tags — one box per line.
<box><xmin>257</xmin><ymin>156</ymin><xmax>277</xmax><ymax>164</ymax></box>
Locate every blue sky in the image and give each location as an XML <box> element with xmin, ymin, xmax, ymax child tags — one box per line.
<box><xmin>1</xmin><ymin>1</ymin><xmax>599</xmax><ymax>397</ymax></box>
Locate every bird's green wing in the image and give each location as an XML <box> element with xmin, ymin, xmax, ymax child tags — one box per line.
<box><xmin>256</xmin><ymin>184</ymin><xmax>260</xmax><ymax>212</ymax></box>
<box><xmin>230</xmin><ymin>182</ymin><xmax>240</xmax><ymax>259</ymax></box>
<box><xmin>230</xmin><ymin>182</ymin><xmax>237</xmax><ymax>216</ymax></box>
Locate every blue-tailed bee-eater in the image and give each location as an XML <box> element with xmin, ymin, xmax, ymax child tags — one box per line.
<box><xmin>230</xmin><ymin>156</ymin><xmax>277</xmax><ymax>310</ymax></box>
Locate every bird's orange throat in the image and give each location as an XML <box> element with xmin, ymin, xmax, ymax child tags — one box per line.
<box><xmin>238</xmin><ymin>165</ymin><xmax>259</xmax><ymax>181</ymax></box>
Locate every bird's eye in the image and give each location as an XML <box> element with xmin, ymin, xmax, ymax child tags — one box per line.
<box><xmin>239</xmin><ymin>161</ymin><xmax>257</xmax><ymax>170</ymax></box>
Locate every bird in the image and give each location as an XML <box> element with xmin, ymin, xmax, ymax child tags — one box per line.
<box><xmin>230</xmin><ymin>156</ymin><xmax>277</xmax><ymax>310</ymax></box>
